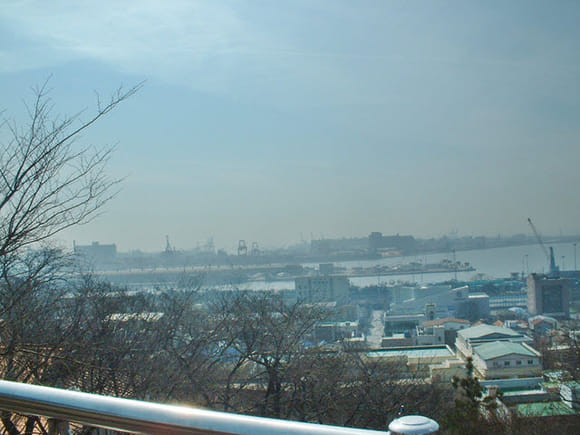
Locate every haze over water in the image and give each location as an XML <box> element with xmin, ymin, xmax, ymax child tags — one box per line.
<box><xmin>228</xmin><ymin>242</ymin><xmax>578</xmax><ymax>291</ymax></box>
<box><xmin>2</xmin><ymin>2</ymin><xmax>579</xmax><ymax>252</ymax></box>
<box><xmin>347</xmin><ymin>242</ymin><xmax>577</xmax><ymax>284</ymax></box>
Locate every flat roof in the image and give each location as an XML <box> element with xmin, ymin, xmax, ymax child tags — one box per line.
<box><xmin>469</xmin><ymin>292</ymin><xmax>489</xmax><ymax>299</ymax></box>
<box><xmin>502</xmin><ymin>389</ymin><xmax>547</xmax><ymax>397</ymax></box>
<box><xmin>368</xmin><ymin>346</ymin><xmax>454</xmax><ymax>359</ymax></box>
<box><xmin>385</xmin><ymin>314</ymin><xmax>425</xmax><ymax>321</ymax></box>
<box><xmin>516</xmin><ymin>401</ymin><xmax>579</xmax><ymax>417</ymax></box>
<box><xmin>422</xmin><ymin>318</ymin><xmax>470</xmax><ymax>327</ymax></box>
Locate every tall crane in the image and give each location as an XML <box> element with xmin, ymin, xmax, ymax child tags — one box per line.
<box><xmin>527</xmin><ymin>218</ymin><xmax>558</xmax><ymax>276</ymax></box>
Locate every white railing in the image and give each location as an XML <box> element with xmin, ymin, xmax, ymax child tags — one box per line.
<box><xmin>0</xmin><ymin>380</ymin><xmax>397</xmax><ymax>434</ymax></box>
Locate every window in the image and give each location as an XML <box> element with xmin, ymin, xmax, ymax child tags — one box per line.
<box><xmin>504</xmin><ymin>361</ymin><xmax>510</xmax><ymax>366</ymax></box>
<box><xmin>516</xmin><ymin>360</ymin><xmax>522</xmax><ymax>365</ymax></box>
<box><xmin>528</xmin><ymin>360</ymin><xmax>534</xmax><ymax>365</ymax></box>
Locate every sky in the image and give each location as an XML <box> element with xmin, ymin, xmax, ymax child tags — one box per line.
<box><xmin>1</xmin><ymin>1</ymin><xmax>579</xmax><ymax>253</ymax></box>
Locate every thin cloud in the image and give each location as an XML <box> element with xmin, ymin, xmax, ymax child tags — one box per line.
<box><xmin>1</xmin><ymin>1</ymin><xmax>246</xmax><ymax>63</ymax></box>
<box><xmin>0</xmin><ymin>1</ymin><xmax>423</xmax><ymax>105</ymax></box>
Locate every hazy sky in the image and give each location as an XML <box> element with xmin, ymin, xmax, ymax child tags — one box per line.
<box><xmin>1</xmin><ymin>1</ymin><xmax>579</xmax><ymax>252</ymax></box>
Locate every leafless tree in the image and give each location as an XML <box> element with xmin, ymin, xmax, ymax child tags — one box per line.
<box><xmin>0</xmin><ymin>81</ymin><xmax>139</xmax><ymax>434</ymax></box>
<box><xmin>209</xmin><ymin>292</ymin><xmax>330</xmax><ymax>417</ymax></box>
<box><xmin>0</xmin><ymin>80</ymin><xmax>141</xmax><ymax>257</ymax></box>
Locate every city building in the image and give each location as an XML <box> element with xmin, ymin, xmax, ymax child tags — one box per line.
<box><xmin>391</xmin><ymin>285</ymin><xmax>419</xmax><ymax>305</ymax></box>
<box><xmin>414</xmin><ymin>324</ymin><xmax>445</xmax><ymax>346</ymax></box>
<box><xmin>312</xmin><ymin>302</ymin><xmax>362</xmax><ymax>343</ymax></box>
<box><xmin>480</xmin><ymin>377</ymin><xmax>553</xmax><ymax>405</ymax></box>
<box><xmin>295</xmin><ymin>275</ymin><xmax>350</xmax><ymax>303</ymax></box>
<box><xmin>470</xmin><ymin>341</ymin><xmax>542</xmax><ymax>379</ymax></box>
<box><xmin>74</xmin><ymin>241</ymin><xmax>117</xmax><ymax>265</ymax></box>
<box><xmin>388</xmin><ymin>285</ymin><xmax>489</xmax><ymax>321</ymax></box>
<box><xmin>384</xmin><ymin>313</ymin><xmax>425</xmax><ymax>336</ymax></box>
<box><xmin>455</xmin><ymin>292</ymin><xmax>490</xmax><ymax>322</ymax></box>
<box><xmin>528</xmin><ymin>315</ymin><xmax>559</xmax><ymax>336</ymax></box>
<box><xmin>489</xmin><ymin>293</ymin><xmax>528</xmax><ymax>310</ymax></box>
<box><xmin>314</xmin><ymin>321</ymin><xmax>359</xmax><ymax>342</ymax></box>
<box><xmin>381</xmin><ymin>334</ymin><xmax>413</xmax><ymax>347</ymax></box>
<box><xmin>455</xmin><ymin>324</ymin><xmax>529</xmax><ymax>360</ymax></box>
<box><xmin>429</xmin><ymin>358</ymin><xmax>467</xmax><ymax>382</ymax></box>
<box><xmin>527</xmin><ymin>274</ymin><xmax>570</xmax><ymax>318</ymax></box>
<box><xmin>310</xmin><ymin>237</ymin><xmax>367</xmax><ymax>256</ymax></box>
<box><xmin>368</xmin><ymin>345</ymin><xmax>463</xmax><ymax>381</ymax></box>
<box><xmin>368</xmin><ymin>232</ymin><xmax>416</xmax><ymax>255</ymax></box>
<box><xmin>419</xmin><ymin>318</ymin><xmax>471</xmax><ymax>346</ymax></box>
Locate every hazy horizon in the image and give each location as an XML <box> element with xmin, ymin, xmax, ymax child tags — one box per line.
<box><xmin>70</xmin><ymin>230</ymin><xmax>579</xmax><ymax>256</ymax></box>
<box><xmin>2</xmin><ymin>1</ymin><xmax>579</xmax><ymax>253</ymax></box>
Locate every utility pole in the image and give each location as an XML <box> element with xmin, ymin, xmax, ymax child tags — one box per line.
<box><xmin>562</xmin><ymin>256</ymin><xmax>565</xmax><ymax>271</ymax></box>
<box><xmin>452</xmin><ymin>248</ymin><xmax>457</xmax><ymax>281</ymax></box>
<box><xmin>574</xmin><ymin>243</ymin><xmax>577</xmax><ymax>271</ymax></box>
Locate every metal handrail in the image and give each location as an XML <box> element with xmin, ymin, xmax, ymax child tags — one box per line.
<box><xmin>0</xmin><ymin>380</ymin><xmax>389</xmax><ymax>434</ymax></box>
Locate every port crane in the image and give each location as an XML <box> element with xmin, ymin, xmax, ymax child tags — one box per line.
<box><xmin>165</xmin><ymin>235</ymin><xmax>175</xmax><ymax>254</ymax></box>
<box><xmin>527</xmin><ymin>218</ymin><xmax>559</xmax><ymax>276</ymax></box>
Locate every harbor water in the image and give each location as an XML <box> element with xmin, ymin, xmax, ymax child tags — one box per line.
<box><xmin>229</xmin><ymin>242</ymin><xmax>577</xmax><ymax>291</ymax></box>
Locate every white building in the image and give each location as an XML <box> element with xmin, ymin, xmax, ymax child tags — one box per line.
<box><xmin>471</xmin><ymin>341</ymin><xmax>542</xmax><ymax>379</ymax></box>
<box><xmin>416</xmin><ymin>318</ymin><xmax>471</xmax><ymax>346</ymax></box>
<box><xmin>455</xmin><ymin>324</ymin><xmax>528</xmax><ymax>360</ymax></box>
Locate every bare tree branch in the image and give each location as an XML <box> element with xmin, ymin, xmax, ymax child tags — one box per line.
<box><xmin>0</xmin><ymin>81</ymin><xmax>142</xmax><ymax>256</ymax></box>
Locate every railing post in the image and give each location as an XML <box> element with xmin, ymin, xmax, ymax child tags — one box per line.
<box><xmin>47</xmin><ymin>418</ymin><xmax>70</xmax><ymax>435</ymax></box>
<box><xmin>387</xmin><ymin>415</ymin><xmax>439</xmax><ymax>434</ymax></box>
